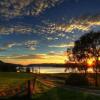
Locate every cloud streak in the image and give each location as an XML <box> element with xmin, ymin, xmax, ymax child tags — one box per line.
<box><xmin>0</xmin><ymin>52</ymin><xmax>65</xmax><ymax>59</ymax></box>
<box><xmin>34</xmin><ymin>15</ymin><xmax>100</xmax><ymax>36</ymax></box>
<box><xmin>0</xmin><ymin>52</ymin><xmax>66</xmax><ymax>65</ymax></box>
<box><xmin>0</xmin><ymin>51</ymin><xmax>66</xmax><ymax>65</ymax></box>
<box><xmin>0</xmin><ymin>40</ymin><xmax>38</xmax><ymax>51</ymax></box>
<box><xmin>0</xmin><ymin>25</ymin><xmax>33</xmax><ymax>35</ymax></box>
<box><xmin>48</xmin><ymin>42</ymin><xmax>74</xmax><ymax>48</ymax></box>
<box><xmin>1</xmin><ymin>15</ymin><xmax>100</xmax><ymax>37</ymax></box>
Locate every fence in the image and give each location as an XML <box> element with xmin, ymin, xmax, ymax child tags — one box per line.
<box><xmin>0</xmin><ymin>77</ymin><xmax>37</xmax><ymax>100</ymax></box>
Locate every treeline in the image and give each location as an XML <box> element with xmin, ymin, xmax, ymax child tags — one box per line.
<box><xmin>27</xmin><ymin>63</ymin><xmax>66</xmax><ymax>67</ymax></box>
<box><xmin>0</xmin><ymin>60</ymin><xmax>22</xmax><ymax>72</ymax></box>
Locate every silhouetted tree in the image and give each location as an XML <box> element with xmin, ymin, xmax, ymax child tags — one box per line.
<box><xmin>65</xmin><ymin>48</ymin><xmax>88</xmax><ymax>74</ymax></box>
<box><xmin>72</xmin><ymin>31</ymin><xmax>100</xmax><ymax>87</ymax></box>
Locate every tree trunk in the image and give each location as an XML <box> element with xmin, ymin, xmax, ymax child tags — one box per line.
<box><xmin>84</xmin><ymin>68</ymin><xmax>87</xmax><ymax>77</ymax></box>
<box><xmin>27</xmin><ymin>80</ymin><xmax>33</xmax><ymax>99</ymax></box>
<box><xmin>95</xmin><ymin>57</ymin><xmax>99</xmax><ymax>87</ymax></box>
<box><xmin>95</xmin><ymin>68</ymin><xmax>98</xmax><ymax>87</ymax></box>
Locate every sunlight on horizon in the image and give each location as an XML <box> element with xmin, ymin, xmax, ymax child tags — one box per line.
<box><xmin>87</xmin><ymin>67</ymin><xmax>94</xmax><ymax>73</ymax></box>
<box><xmin>87</xmin><ymin>58</ymin><xmax>95</xmax><ymax>67</ymax></box>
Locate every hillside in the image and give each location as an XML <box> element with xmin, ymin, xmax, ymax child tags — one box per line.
<box><xmin>0</xmin><ymin>61</ymin><xmax>22</xmax><ymax>72</ymax></box>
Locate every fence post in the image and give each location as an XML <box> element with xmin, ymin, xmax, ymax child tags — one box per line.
<box><xmin>33</xmin><ymin>77</ymin><xmax>36</xmax><ymax>94</ymax></box>
<box><xmin>27</xmin><ymin>77</ymin><xmax>37</xmax><ymax>99</ymax></box>
<box><xmin>27</xmin><ymin>80</ymin><xmax>33</xmax><ymax>99</ymax></box>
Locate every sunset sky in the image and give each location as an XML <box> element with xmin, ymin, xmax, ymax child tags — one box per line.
<box><xmin>0</xmin><ymin>0</ymin><xmax>100</xmax><ymax>65</ymax></box>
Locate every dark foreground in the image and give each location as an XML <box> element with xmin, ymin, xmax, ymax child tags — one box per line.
<box><xmin>0</xmin><ymin>72</ymin><xmax>100</xmax><ymax>100</ymax></box>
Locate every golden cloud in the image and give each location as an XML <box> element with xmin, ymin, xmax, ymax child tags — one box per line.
<box><xmin>34</xmin><ymin>16</ymin><xmax>100</xmax><ymax>36</ymax></box>
<box><xmin>0</xmin><ymin>52</ymin><xmax>66</xmax><ymax>65</ymax></box>
<box><xmin>48</xmin><ymin>42</ymin><xmax>74</xmax><ymax>48</ymax></box>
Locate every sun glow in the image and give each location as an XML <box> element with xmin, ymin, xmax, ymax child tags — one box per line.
<box><xmin>87</xmin><ymin>58</ymin><xmax>95</xmax><ymax>67</ymax></box>
<box><xmin>1</xmin><ymin>54</ymin><xmax>66</xmax><ymax>65</ymax></box>
<box><xmin>87</xmin><ymin>67</ymin><xmax>94</xmax><ymax>73</ymax></box>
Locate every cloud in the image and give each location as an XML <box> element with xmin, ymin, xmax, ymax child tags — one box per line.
<box><xmin>48</xmin><ymin>42</ymin><xmax>74</xmax><ymax>48</ymax></box>
<box><xmin>0</xmin><ymin>51</ymin><xmax>65</xmax><ymax>59</ymax></box>
<box><xmin>0</xmin><ymin>54</ymin><xmax>47</xmax><ymax>59</ymax></box>
<box><xmin>24</xmin><ymin>40</ymin><xmax>38</xmax><ymax>46</ymax></box>
<box><xmin>3</xmin><ymin>43</ymin><xmax>18</xmax><ymax>48</ymax></box>
<box><xmin>57</xmin><ymin>33</ymin><xmax>66</xmax><ymax>37</ymax></box>
<box><xmin>1</xmin><ymin>14</ymin><xmax>100</xmax><ymax>37</ymax></box>
<box><xmin>0</xmin><ymin>0</ymin><xmax>63</xmax><ymax>19</ymax></box>
<box><xmin>0</xmin><ymin>51</ymin><xmax>66</xmax><ymax>64</ymax></box>
<box><xmin>24</xmin><ymin>40</ymin><xmax>38</xmax><ymax>50</ymax></box>
<box><xmin>0</xmin><ymin>48</ymin><xmax>6</xmax><ymax>51</ymax></box>
<box><xmin>46</xmin><ymin>37</ymin><xmax>58</xmax><ymax>40</ymax></box>
<box><xmin>46</xmin><ymin>37</ymin><xmax>53</xmax><ymax>40</ymax></box>
<box><xmin>0</xmin><ymin>40</ymin><xmax>38</xmax><ymax>51</ymax></box>
<box><xmin>0</xmin><ymin>25</ymin><xmax>33</xmax><ymax>35</ymax></box>
<box><xmin>29</xmin><ymin>46</ymin><xmax>36</xmax><ymax>51</ymax></box>
<box><xmin>0</xmin><ymin>43</ymin><xmax>18</xmax><ymax>51</ymax></box>
<box><xmin>34</xmin><ymin>15</ymin><xmax>100</xmax><ymax>37</ymax></box>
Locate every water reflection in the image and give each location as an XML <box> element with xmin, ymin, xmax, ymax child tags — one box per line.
<box><xmin>17</xmin><ymin>66</ymin><xmax>66</xmax><ymax>73</ymax></box>
<box><xmin>31</xmin><ymin>67</ymin><xmax>65</xmax><ymax>73</ymax></box>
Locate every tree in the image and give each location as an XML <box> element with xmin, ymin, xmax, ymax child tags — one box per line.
<box><xmin>65</xmin><ymin>48</ymin><xmax>89</xmax><ymax>86</ymax></box>
<box><xmin>72</xmin><ymin>31</ymin><xmax>100</xmax><ymax>86</ymax></box>
<box><xmin>65</xmin><ymin>48</ymin><xmax>77</xmax><ymax>73</ymax></box>
<box><xmin>65</xmin><ymin>47</ymin><xmax>88</xmax><ymax>74</ymax></box>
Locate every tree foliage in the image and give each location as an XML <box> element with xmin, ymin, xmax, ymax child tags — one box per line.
<box><xmin>72</xmin><ymin>31</ymin><xmax>100</xmax><ymax>86</ymax></box>
<box><xmin>73</xmin><ymin>31</ymin><xmax>100</xmax><ymax>64</ymax></box>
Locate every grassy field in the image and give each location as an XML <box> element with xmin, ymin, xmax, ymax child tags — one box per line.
<box><xmin>0</xmin><ymin>72</ymin><xmax>100</xmax><ymax>100</ymax></box>
<box><xmin>33</xmin><ymin>73</ymin><xmax>100</xmax><ymax>100</ymax></box>
<box><xmin>33</xmin><ymin>87</ymin><xmax>100</xmax><ymax>100</ymax></box>
<box><xmin>0</xmin><ymin>72</ymin><xmax>33</xmax><ymax>79</ymax></box>
<box><xmin>0</xmin><ymin>72</ymin><xmax>33</xmax><ymax>87</ymax></box>
<box><xmin>0</xmin><ymin>72</ymin><xmax>33</xmax><ymax>97</ymax></box>
<box><xmin>42</xmin><ymin>73</ymin><xmax>100</xmax><ymax>87</ymax></box>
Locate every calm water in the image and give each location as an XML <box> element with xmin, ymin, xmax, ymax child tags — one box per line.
<box><xmin>30</xmin><ymin>67</ymin><xmax>66</xmax><ymax>73</ymax></box>
<box><xmin>17</xmin><ymin>66</ymin><xmax>78</xmax><ymax>73</ymax></box>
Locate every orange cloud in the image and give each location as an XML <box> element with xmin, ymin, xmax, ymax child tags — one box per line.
<box><xmin>0</xmin><ymin>52</ymin><xmax>66</xmax><ymax>65</ymax></box>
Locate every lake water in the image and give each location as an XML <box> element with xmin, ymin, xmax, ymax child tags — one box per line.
<box><xmin>17</xmin><ymin>66</ymin><xmax>78</xmax><ymax>73</ymax></box>
<box><xmin>30</xmin><ymin>67</ymin><xmax>66</xmax><ymax>73</ymax></box>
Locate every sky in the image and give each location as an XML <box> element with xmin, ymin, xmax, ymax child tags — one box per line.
<box><xmin>0</xmin><ymin>0</ymin><xmax>100</xmax><ymax>65</ymax></box>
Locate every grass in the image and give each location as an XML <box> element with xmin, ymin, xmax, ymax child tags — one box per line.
<box><xmin>0</xmin><ymin>72</ymin><xmax>100</xmax><ymax>100</ymax></box>
<box><xmin>0</xmin><ymin>72</ymin><xmax>33</xmax><ymax>98</ymax></box>
<box><xmin>0</xmin><ymin>72</ymin><xmax>33</xmax><ymax>88</ymax></box>
<box><xmin>32</xmin><ymin>73</ymin><xmax>100</xmax><ymax>100</ymax></box>
<box><xmin>33</xmin><ymin>87</ymin><xmax>100</xmax><ymax>100</ymax></box>
<box><xmin>0</xmin><ymin>72</ymin><xmax>33</xmax><ymax>79</ymax></box>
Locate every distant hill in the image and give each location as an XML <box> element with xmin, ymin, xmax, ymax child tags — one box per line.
<box><xmin>27</xmin><ymin>63</ymin><xmax>65</xmax><ymax>67</ymax></box>
<box><xmin>0</xmin><ymin>60</ymin><xmax>23</xmax><ymax>72</ymax></box>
